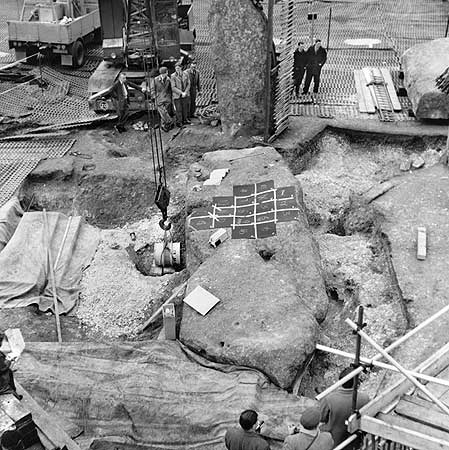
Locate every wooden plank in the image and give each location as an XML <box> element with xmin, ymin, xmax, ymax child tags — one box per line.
<box><xmin>395</xmin><ymin>398</ymin><xmax>449</xmax><ymax>433</ymax></box>
<box><xmin>0</xmin><ymin>394</ymin><xmax>31</xmax><ymax>423</ymax></box>
<box><xmin>16</xmin><ymin>382</ymin><xmax>81</xmax><ymax>450</ymax></box>
<box><xmin>348</xmin><ymin>341</ymin><xmax>449</xmax><ymax>432</ymax></box>
<box><xmin>417</xmin><ymin>226</ymin><xmax>427</xmax><ymax>260</ymax></box>
<box><xmin>377</xmin><ymin>412</ymin><xmax>449</xmax><ymax>443</ymax></box>
<box><xmin>357</xmin><ymin>69</ymin><xmax>376</xmax><ymax>113</ymax></box>
<box><xmin>354</xmin><ymin>70</ymin><xmax>368</xmax><ymax>113</ymax></box>
<box><xmin>360</xmin><ymin>415</ymin><xmax>449</xmax><ymax>450</ymax></box>
<box><xmin>0</xmin><ymin>408</ymin><xmax>15</xmax><ymax>434</ymax></box>
<box><xmin>404</xmin><ymin>393</ymin><xmax>449</xmax><ymax>412</ymax></box>
<box><xmin>380</xmin><ymin>67</ymin><xmax>402</xmax><ymax>111</ymax></box>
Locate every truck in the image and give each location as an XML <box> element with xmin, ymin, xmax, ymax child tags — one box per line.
<box><xmin>7</xmin><ymin>0</ymin><xmax>101</xmax><ymax>68</ymax></box>
<box><xmin>87</xmin><ymin>0</ymin><xmax>194</xmax><ymax>113</ymax></box>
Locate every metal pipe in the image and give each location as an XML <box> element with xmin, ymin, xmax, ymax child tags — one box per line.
<box><xmin>352</xmin><ymin>306</ymin><xmax>363</xmax><ymax>415</ymax></box>
<box><xmin>332</xmin><ymin>434</ymin><xmax>358</xmax><ymax>450</ymax></box>
<box><xmin>316</xmin><ymin>303</ymin><xmax>449</xmax><ymax>400</ymax></box>
<box><xmin>327</xmin><ymin>7</ymin><xmax>332</xmax><ymax>51</ymax></box>
<box><xmin>346</xmin><ymin>318</ymin><xmax>449</xmax><ymax>416</ymax></box>
<box><xmin>316</xmin><ymin>344</ymin><xmax>449</xmax><ymax>388</ymax></box>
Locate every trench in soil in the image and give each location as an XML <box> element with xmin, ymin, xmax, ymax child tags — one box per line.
<box><xmin>15</xmin><ymin>127</ymin><xmax>446</xmax><ymax>392</ymax></box>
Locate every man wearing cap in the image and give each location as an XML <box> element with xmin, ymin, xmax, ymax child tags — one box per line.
<box><xmin>283</xmin><ymin>407</ymin><xmax>333</xmax><ymax>450</ymax></box>
<box><xmin>171</xmin><ymin>63</ymin><xmax>191</xmax><ymax>127</ymax></box>
<box><xmin>320</xmin><ymin>367</ymin><xmax>370</xmax><ymax>448</ymax></box>
<box><xmin>154</xmin><ymin>66</ymin><xmax>174</xmax><ymax>132</ymax></box>
<box><xmin>225</xmin><ymin>409</ymin><xmax>270</xmax><ymax>450</ymax></box>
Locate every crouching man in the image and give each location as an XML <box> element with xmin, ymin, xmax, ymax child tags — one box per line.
<box><xmin>0</xmin><ymin>350</ymin><xmax>20</xmax><ymax>400</ymax></box>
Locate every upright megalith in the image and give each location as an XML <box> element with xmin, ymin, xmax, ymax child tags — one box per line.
<box><xmin>402</xmin><ymin>38</ymin><xmax>449</xmax><ymax>119</ymax></box>
<box><xmin>180</xmin><ymin>146</ymin><xmax>329</xmax><ymax>390</ymax></box>
<box><xmin>209</xmin><ymin>0</ymin><xmax>268</xmax><ymax>136</ymax></box>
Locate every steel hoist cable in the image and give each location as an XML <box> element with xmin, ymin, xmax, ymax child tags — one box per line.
<box><xmin>141</xmin><ymin>1</ymin><xmax>171</xmax><ymax>231</ymax></box>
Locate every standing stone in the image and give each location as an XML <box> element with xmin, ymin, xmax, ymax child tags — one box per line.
<box><xmin>402</xmin><ymin>38</ymin><xmax>449</xmax><ymax>119</ymax></box>
<box><xmin>209</xmin><ymin>0</ymin><xmax>268</xmax><ymax>136</ymax></box>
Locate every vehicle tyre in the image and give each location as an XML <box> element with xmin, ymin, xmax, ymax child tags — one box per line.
<box><xmin>71</xmin><ymin>39</ymin><xmax>85</xmax><ymax>68</ymax></box>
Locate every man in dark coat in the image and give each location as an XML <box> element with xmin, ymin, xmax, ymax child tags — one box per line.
<box><xmin>225</xmin><ymin>409</ymin><xmax>270</xmax><ymax>450</ymax></box>
<box><xmin>0</xmin><ymin>351</ymin><xmax>18</xmax><ymax>397</ymax></box>
<box><xmin>93</xmin><ymin>73</ymin><xmax>142</xmax><ymax>133</ymax></box>
<box><xmin>320</xmin><ymin>367</ymin><xmax>370</xmax><ymax>449</ymax></box>
<box><xmin>154</xmin><ymin>66</ymin><xmax>174</xmax><ymax>132</ymax></box>
<box><xmin>302</xmin><ymin>39</ymin><xmax>327</xmax><ymax>96</ymax></box>
<box><xmin>292</xmin><ymin>41</ymin><xmax>307</xmax><ymax>97</ymax></box>
<box><xmin>170</xmin><ymin>63</ymin><xmax>191</xmax><ymax>126</ymax></box>
<box><xmin>186</xmin><ymin>60</ymin><xmax>201</xmax><ymax>118</ymax></box>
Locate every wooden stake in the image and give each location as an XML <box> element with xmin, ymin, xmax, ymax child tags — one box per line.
<box><xmin>138</xmin><ymin>282</ymin><xmax>187</xmax><ymax>333</ymax></box>
<box><xmin>346</xmin><ymin>318</ymin><xmax>449</xmax><ymax>416</ymax></box>
<box><xmin>42</xmin><ymin>210</ymin><xmax>62</xmax><ymax>343</ymax></box>
<box><xmin>53</xmin><ymin>216</ymin><xmax>72</xmax><ymax>271</ymax></box>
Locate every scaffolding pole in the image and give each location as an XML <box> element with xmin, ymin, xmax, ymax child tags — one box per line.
<box><xmin>316</xmin><ymin>344</ymin><xmax>449</xmax><ymax>388</ymax></box>
<box><xmin>316</xmin><ymin>303</ymin><xmax>449</xmax><ymax>401</ymax></box>
<box><xmin>346</xmin><ymin>318</ymin><xmax>449</xmax><ymax>417</ymax></box>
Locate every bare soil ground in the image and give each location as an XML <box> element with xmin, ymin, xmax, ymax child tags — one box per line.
<box><xmin>295</xmin><ymin>130</ymin><xmax>446</xmax><ymax>397</ymax></box>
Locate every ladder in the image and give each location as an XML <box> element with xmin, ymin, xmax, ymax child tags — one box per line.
<box><xmin>368</xmin><ymin>68</ymin><xmax>395</xmax><ymax>122</ymax></box>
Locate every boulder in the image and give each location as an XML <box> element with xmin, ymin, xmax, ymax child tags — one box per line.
<box><xmin>402</xmin><ymin>38</ymin><xmax>449</xmax><ymax>119</ymax></box>
<box><xmin>181</xmin><ymin>146</ymin><xmax>328</xmax><ymax>389</ymax></box>
<box><xmin>209</xmin><ymin>0</ymin><xmax>268</xmax><ymax>136</ymax></box>
<box><xmin>29</xmin><ymin>156</ymin><xmax>75</xmax><ymax>181</ymax></box>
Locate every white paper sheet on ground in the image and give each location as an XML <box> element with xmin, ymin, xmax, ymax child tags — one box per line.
<box><xmin>183</xmin><ymin>285</ymin><xmax>221</xmax><ymax>316</ymax></box>
<box><xmin>203</xmin><ymin>168</ymin><xmax>229</xmax><ymax>186</ymax></box>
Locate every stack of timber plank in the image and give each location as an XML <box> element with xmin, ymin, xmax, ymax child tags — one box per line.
<box><xmin>354</xmin><ymin>67</ymin><xmax>402</xmax><ymax>114</ymax></box>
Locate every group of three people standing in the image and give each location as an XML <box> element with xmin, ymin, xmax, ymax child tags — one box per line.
<box><xmin>292</xmin><ymin>38</ymin><xmax>327</xmax><ymax>99</ymax></box>
<box><xmin>153</xmin><ymin>60</ymin><xmax>201</xmax><ymax>132</ymax></box>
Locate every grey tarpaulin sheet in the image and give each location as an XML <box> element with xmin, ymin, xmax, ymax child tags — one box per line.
<box><xmin>0</xmin><ymin>211</ymin><xmax>99</xmax><ymax>314</ymax></box>
<box><xmin>0</xmin><ymin>196</ymin><xmax>23</xmax><ymax>250</ymax></box>
<box><xmin>16</xmin><ymin>341</ymin><xmax>317</xmax><ymax>450</ymax></box>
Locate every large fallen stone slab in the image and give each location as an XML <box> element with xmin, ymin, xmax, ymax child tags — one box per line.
<box><xmin>181</xmin><ymin>146</ymin><xmax>328</xmax><ymax>389</ymax></box>
<box><xmin>373</xmin><ymin>164</ymin><xmax>449</xmax><ymax>381</ymax></box>
<box><xmin>402</xmin><ymin>38</ymin><xmax>449</xmax><ymax>119</ymax></box>
<box><xmin>16</xmin><ymin>341</ymin><xmax>316</xmax><ymax>450</ymax></box>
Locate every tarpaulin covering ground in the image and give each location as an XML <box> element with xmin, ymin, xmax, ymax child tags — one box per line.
<box><xmin>17</xmin><ymin>341</ymin><xmax>316</xmax><ymax>450</ymax></box>
<box><xmin>0</xmin><ymin>211</ymin><xmax>99</xmax><ymax>313</ymax></box>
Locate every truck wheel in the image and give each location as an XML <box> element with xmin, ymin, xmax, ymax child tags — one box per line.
<box><xmin>71</xmin><ymin>40</ymin><xmax>85</xmax><ymax>68</ymax></box>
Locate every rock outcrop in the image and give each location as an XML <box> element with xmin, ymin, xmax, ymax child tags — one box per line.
<box><xmin>180</xmin><ymin>146</ymin><xmax>328</xmax><ymax>389</ymax></box>
<box><xmin>402</xmin><ymin>38</ymin><xmax>449</xmax><ymax>119</ymax></box>
<box><xmin>209</xmin><ymin>0</ymin><xmax>268</xmax><ymax>136</ymax></box>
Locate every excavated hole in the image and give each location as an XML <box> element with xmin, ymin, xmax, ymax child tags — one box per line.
<box><xmin>289</xmin><ymin>128</ymin><xmax>441</xmax><ymax>397</ymax></box>
<box><xmin>258</xmin><ymin>249</ymin><xmax>275</xmax><ymax>261</ymax></box>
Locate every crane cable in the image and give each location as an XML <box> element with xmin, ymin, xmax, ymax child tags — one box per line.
<box><xmin>140</xmin><ymin>0</ymin><xmax>171</xmax><ymax>232</ymax></box>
